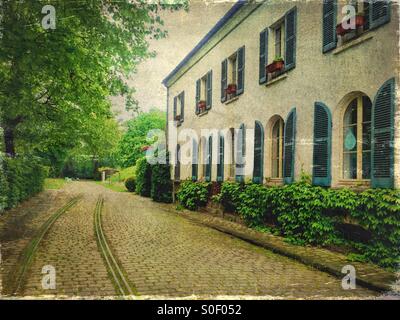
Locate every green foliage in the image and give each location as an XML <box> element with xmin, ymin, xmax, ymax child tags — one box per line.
<box><xmin>110</xmin><ymin>166</ymin><xmax>136</xmax><ymax>183</ymax></box>
<box><xmin>176</xmin><ymin>180</ymin><xmax>210</xmax><ymax>211</ymax></box>
<box><xmin>125</xmin><ymin>177</ymin><xmax>136</xmax><ymax>193</ymax></box>
<box><xmin>0</xmin><ymin>157</ymin><xmax>9</xmax><ymax>212</ymax></box>
<box><xmin>135</xmin><ymin>157</ymin><xmax>152</xmax><ymax>197</ymax></box>
<box><xmin>44</xmin><ymin>178</ymin><xmax>67</xmax><ymax>190</ymax></box>
<box><xmin>151</xmin><ymin>160</ymin><xmax>172</xmax><ymax>203</ymax></box>
<box><xmin>117</xmin><ymin>110</ymin><xmax>166</xmax><ymax>168</ymax></box>
<box><xmin>215</xmin><ymin>178</ymin><xmax>400</xmax><ymax>269</ymax></box>
<box><xmin>0</xmin><ymin>155</ymin><xmax>47</xmax><ymax>210</ymax></box>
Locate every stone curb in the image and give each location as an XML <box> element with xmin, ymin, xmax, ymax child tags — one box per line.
<box><xmin>159</xmin><ymin>205</ymin><xmax>397</xmax><ymax>294</ymax></box>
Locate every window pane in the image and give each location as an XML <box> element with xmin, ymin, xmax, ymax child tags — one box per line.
<box><xmin>343</xmin><ymin>126</ymin><xmax>357</xmax><ymax>152</ymax></box>
<box><xmin>343</xmin><ymin>152</ymin><xmax>357</xmax><ymax>179</ymax></box>
<box><xmin>344</xmin><ymin>99</ymin><xmax>357</xmax><ymax>126</ymax></box>
<box><xmin>272</xmin><ymin>159</ymin><xmax>279</xmax><ymax>178</ymax></box>
<box><xmin>362</xmin><ymin>96</ymin><xmax>372</xmax><ymax>123</ymax></box>
<box><xmin>362</xmin><ymin>151</ymin><xmax>371</xmax><ymax>179</ymax></box>
<box><xmin>362</xmin><ymin>122</ymin><xmax>371</xmax><ymax>151</ymax></box>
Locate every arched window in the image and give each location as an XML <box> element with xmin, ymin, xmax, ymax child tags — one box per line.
<box><xmin>343</xmin><ymin>95</ymin><xmax>372</xmax><ymax>180</ymax></box>
<box><xmin>235</xmin><ymin>124</ymin><xmax>245</xmax><ymax>182</ymax></box>
<box><xmin>174</xmin><ymin>144</ymin><xmax>181</xmax><ymax>181</ymax></box>
<box><xmin>217</xmin><ymin>135</ymin><xmax>224</xmax><ymax>182</ymax></box>
<box><xmin>205</xmin><ymin>136</ymin><xmax>212</xmax><ymax>182</ymax></box>
<box><xmin>253</xmin><ymin>121</ymin><xmax>264</xmax><ymax>183</ymax></box>
<box><xmin>271</xmin><ymin>118</ymin><xmax>284</xmax><ymax>178</ymax></box>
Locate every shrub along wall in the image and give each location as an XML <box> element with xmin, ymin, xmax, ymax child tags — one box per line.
<box><xmin>0</xmin><ymin>155</ymin><xmax>48</xmax><ymax>212</ymax></box>
<box><xmin>178</xmin><ymin>176</ymin><xmax>400</xmax><ymax>269</ymax></box>
<box><xmin>135</xmin><ymin>157</ymin><xmax>152</xmax><ymax>197</ymax></box>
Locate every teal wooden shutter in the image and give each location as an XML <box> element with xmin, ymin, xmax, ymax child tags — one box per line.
<box><xmin>237</xmin><ymin>46</ymin><xmax>245</xmax><ymax>95</ymax></box>
<box><xmin>173</xmin><ymin>96</ymin><xmax>177</xmax><ymax>119</ymax></box>
<box><xmin>285</xmin><ymin>7</ymin><xmax>296</xmax><ymax>71</ymax></box>
<box><xmin>175</xmin><ymin>144</ymin><xmax>181</xmax><ymax>181</ymax></box>
<box><xmin>235</xmin><ymin>124</ymin><xmax>245</xmax><ymax>183</ymax></box>
<box><xmin>322</xmin><ymin>0</ymin><xmax>337</xmax><ymax>53</ymax></box>
<box><xmin>253</xmin><ymin>121</ymin><xmax>264</xmax><ymax>184</ymax></box>
<box><xmin>371</xmin><ymin>78</ymin><xmax>395</xmax><ymax>188</ymax></box>
<box><xmin>205</xmin><ymin>136</ymin><xmax>212</xmax><ymax>182</ymax></box>
<box><xmin>192</xmin><ymin>139</ymin><xmax>198</xmax><ymax>181</ymax></box>
<box><xmin>259</xmin><ymin>29</ymin><xmax>268</xmax><ymax>84</ymax></box>
<box><xmin>180</xmin><ymin>91</ymin><xmax>184</xmax><ymax>122</ymax></box>
<box><xmin>370</xmin><ymin>0</ymin><xmax>390</xmax><ymax>29</ymax></box>
<box><xmin>221</xmin><ymin>59</ymin><xmax>228</xmax><ymax>102</ymax></box>
<box><xmin>312</xmin><ymin>102</ymin><xmax>332</xmax><ymax>186</ymax></box>
<box><xmin>283</xmin><ymin>108</ymin><xmax>296</xmax><ymax>184</ymax></box>
<box><xmin>206</xmin><ymin>70</ymin><xmax>212</xmax><ymax>110</ymax></box>
<box><xmin>195</xmin><ymin>79</ymin><xmax>200</xmax><ymax>115</ymax></box>
<box><xmin>217</xmin><ymin>135</ymin><xmax>224</xmax><ymax>182</ymax></box>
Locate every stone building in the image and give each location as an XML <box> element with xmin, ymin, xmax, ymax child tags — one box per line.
<box><xmin>163</xmin><ymin>0</ymin><xmax>399</xmax><ymax>189</ymax></box>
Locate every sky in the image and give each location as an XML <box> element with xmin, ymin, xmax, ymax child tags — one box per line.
<box><xmin>111</xmin><ymin>0</ymin><xmax>235</xmax><ymax>122</ymax></box>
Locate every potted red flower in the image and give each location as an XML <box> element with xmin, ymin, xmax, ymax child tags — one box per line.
<box><xmin>198</xmin><ymin>100</ymin><xmax>206</xmax><ymax>113</ymax></box>
<box><xmin>266</xmin><ymin>57</ymin><xmax>284</xmax><ymax>74</ymax></box>
<box><xmin>336</xmin><ymin>13</ymin><xmax>365</xmax><ymax>36</ymax></box>
<box><xmin>226</xmin><ymin>83</ymin><xmax>237</xmax><ymax>95</ymax></box>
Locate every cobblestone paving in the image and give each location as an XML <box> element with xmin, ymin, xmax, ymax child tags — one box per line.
<box><xmin>102</xmin><ymin>190</ymin><xmax>377</xmax><ymax>299</ymax></box>
<box><xmin>0</xmin><ymin>181</ymin><xmax>380</xmax><ymax>299</ymax></box>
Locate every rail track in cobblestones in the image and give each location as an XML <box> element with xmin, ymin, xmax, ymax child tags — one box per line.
<box><xmin>12</xmin><ymin>196</ymin><xmax>82</xmax><ymax>295</ymax></box>
<box><xmin>94</xmin><ymin>197</ymin><xmax>136</xmax><ymax>297</ymax></box>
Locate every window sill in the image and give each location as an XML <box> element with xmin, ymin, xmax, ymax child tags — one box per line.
<box><xmin>225</xmin><ymin>96</ymin><xmax>239</xmax><ymax>105</ymax></box>
<box><xmin>333</xmin><ymin>33</ymin><xmax>373</xmax><ymax>55</ymax></box>
<box><xmin>198</xmin><ymin>110</ymin><xmax>208</xmax><ymax>117</ymax></box>
<box><xmin>337</xmin><ymin>179</ymin><xmax>370</xmax><ymax>189</ymax></box>
<box><xmin>265</xmin><ymin>73</ymin><xmax>287</xmax><ymax>87</ymax></box>
<box><xmin>265</xmin><ymin>178</ymin><xmax>284</xmax><ymax>186</ymax></box>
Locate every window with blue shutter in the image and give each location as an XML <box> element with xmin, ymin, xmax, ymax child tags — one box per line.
<box><xmin>237</xmin><ymin>46</ymin><xmax>245</xmax><ymax>95</ymax></box>
<box><xmin>195</xmin><ymin>79</ymin><xmax>200</xmax><ymax>115</ymax></box>
<box><xmin>253</xmin><ymin>121</ymin><xmax>264</xmax><ymax>184</ymax></box>
<box><xmin>283</xmin><ymin>108</ymin><xmax>296</xmax><ymax>184</ymax></box>
<box><xmin>205</xmin><ymin>136</ymin><xmax>212</xmax><ymax>182</ymax></box>
<box><xmin>221</xmin><ymin>59</ymin><xmax>228</xmax><ymax>102</ymax></box>
<box><xmin>173</xmin><ymin>96</ymin><xmax>177</xmax><ymax>120</ymax></box>
<box><xmin>192</xmin><ymin>139</ymin><xmax>198</xmax><ymax>181</ymax></box>
<box><xmin>217</xmin><ymin>135</ymin><xmax>224</xmax><ymax>182</ymax></box>
<box><xmin>371</xmin><ymin>78</ymin><xmax>395</xmax><ymax>188</ymax></box>
<box><xmin>180</xmin><ymin>91</ymin><xmax>185</xmax><ymax>122</ymax></box>
<box><xmin>322</xmin><ymin>0</ymin><xmax>337</xmax><ymax>53</ymax></box>
<box><xmin>370</xmin><ymin>0</ymin><xmax>390</xmax><ymax>29</ymax></box>
<box><xmin>312</xmin><ymin>102</ymin><xmax>332</xmax><ymax>187</ymax></box>
<box><xmin>259</xmin><ymin>29</ymin><xmax>268</xmax><ymax>84</ymax></box>
<box><xmin>235</xmin><ymin>124</ymin><xmax>246</xmax><ymax>183</ymax></box>
<box><xmin>206</xmin><ymin>70</ymin><xmax>212</xmax><ymax>109</ymax></box>
<box><xmin>285</xmin><ymin>7</ymin><xmax>296</xmax><ymax>71</ymax></box>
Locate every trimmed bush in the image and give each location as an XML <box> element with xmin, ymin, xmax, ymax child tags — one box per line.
<box><xmin>215</xmin><ymin>181</ymin><xmax>244</xmax><ymax>213</ymax></box>
<box><xmin>151</xmin><ymin>161</ymin><xmax>172</xmax><ymax>203</ymax></box>
<box><xmin>177</xmin><ymin>180</ymin><xmax>210</xmax><ymax>211</ymax></box>
<box><xmin>135</xmin><ymin>157</ymin><xmax>152</xmax><ymax>197</ymax></box>
<box><xmin>125</xmin><ymin>177</ymin><xmax>136</xmax><ymax>192</ymax></box>
<box><xmin>0</xmin><ymin>155</ymin><xmax>47</xmax><ymax>211</ymax></box>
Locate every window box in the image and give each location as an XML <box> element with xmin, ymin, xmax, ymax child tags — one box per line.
<box><xmin>226</xmin><ymin>83</ymin><xmax>237</xmax><ymax>95</ymax></box>
<box><xmin>336</xmin><ymin>14</ymin><xmax>365</xmax><ymax>37</ymax></box>
<box><xmin>198</xmin><ymin>100</ymin><xmax>206</xmax><ymax>113</ymax></box>
<box><xmin>266</xmin><ymin>59</ymin><xmax>285</xmax><ymax>74</ymax></box>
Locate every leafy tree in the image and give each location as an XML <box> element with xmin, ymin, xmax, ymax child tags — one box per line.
<box><xmin>117</xmin><ymin>109</ymin><xmax>166</xmax><ymax>168</ymax></box>
<box><xmin>0</xmin><ymin>0</ymin><xmax>186</xmax><ymax>159</ymax></box>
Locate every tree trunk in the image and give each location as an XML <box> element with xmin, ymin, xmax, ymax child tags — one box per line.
<box><xmin>4</xmin><ymin>127</ymin><xmax>16</xmax><ymax>157</ymax></box>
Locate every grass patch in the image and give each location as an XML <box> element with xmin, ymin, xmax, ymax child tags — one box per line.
<box><xmin>44</xmin><ymin>178</ymin><xmax>66</xmax><ymax>190</ymax></box>
<box><xmin>95</xmin><ymin>181</ymin><xmax>127</xmax><ymax>193</ymax></box>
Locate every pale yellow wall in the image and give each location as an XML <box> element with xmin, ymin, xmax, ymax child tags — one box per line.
<box><xmin>167</xmin><ymin>1</ymin><xmax>399</xmax><ymax>188</ymax></box>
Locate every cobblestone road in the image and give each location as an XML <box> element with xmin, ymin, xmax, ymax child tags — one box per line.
<box><xmin>0</xmin><ymin>181</ymin><xmax>378</xmax><ymax>299</ymax></box>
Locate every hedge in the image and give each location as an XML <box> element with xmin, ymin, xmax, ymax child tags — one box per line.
<box><xmin>0</xmin><ymin>155</ymin><xmax>48</xmax><ymax>212</ymax></box>
<box><xmin>151</xmin><ymin>161</ymin><xmax>172</xmax><ymax>203</ymax></box>
<box><xmin>178</xmin><ymin>176</ymin><xmax>400</xmax><ymax>269</ymax></box>
<box><xmin>135</xmin><ymin>157</ymin><xmax>152</xmax><ymax>197</ymax></box>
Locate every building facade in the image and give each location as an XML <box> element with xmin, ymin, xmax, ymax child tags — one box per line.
<box><xmin>163</xmin><ymin>0</ymin><xmax>399</xmax><ymax>189</ymax></box>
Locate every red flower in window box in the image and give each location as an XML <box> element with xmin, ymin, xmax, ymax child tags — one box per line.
<box><xmin>266</xmin><ymin>59</ymin><xmax>284</xmax><ymax>74</ymax></box>
<box><xmin>198</xmin><ymin>100</ymin><xmax>206</xmax><ymax>112</ymax></box>
<box><xmin>225</xmin><ymin>83</ymin><xmax>237</xmax><ymax>95</ymax></box>
<box><xmin>336</xmin><ymin>14</ymin><xmax>365</xmax><ymax>36</ymax></box>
